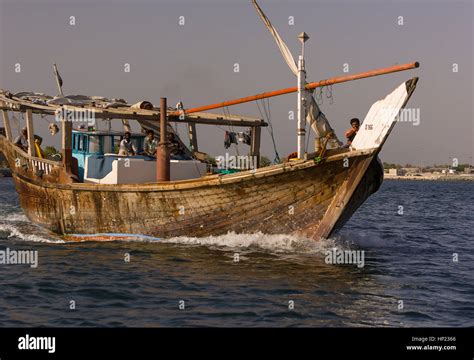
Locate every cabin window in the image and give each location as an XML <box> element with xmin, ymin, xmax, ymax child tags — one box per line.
<box><xmin>113</xmin><ymin>136</ymin><xmax>121</xmax><ymax>153</ymax></box>
<box><xmin>89</xmin><ymin>135</ymin><xmax>100</xmax><ymax>154</ymax></box>
<box><xmin>76</xmin><ymin>135</ymin><xmax>87</xmax><ymax>152</ymax></box>
<box><xmin>102</xmin><ymin>136</ymin><xmax>113</xmax><ymax>153</ymax></box>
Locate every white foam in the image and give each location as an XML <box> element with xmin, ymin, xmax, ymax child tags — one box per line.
<box><xmin>161</xmin><ymin>231</ymin><xmax>346</xmax><ymax>254</ymax></box>
<box><xmin>0</xmin><ymin>213</ymin><xmax>29</xmax><ymax>222</ymax></box>
<box><xmin>0</xmin><ymin>224</ymin><xmax>64</xmax><ymax>244</ymax></box>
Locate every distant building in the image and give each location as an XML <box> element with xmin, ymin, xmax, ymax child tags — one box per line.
<box><xmin>401</xmin><ymin>167</ymin><xmax>420</xmax><ymax>176</ymax></box>
<box><xmin>388</xmin><ymin>168</ymin><xmax>399</xmax><ymax>176</ymax></box>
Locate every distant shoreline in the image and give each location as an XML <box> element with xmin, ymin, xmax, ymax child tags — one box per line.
<box><xmin>384</xmin><ymin>174</ymin><xmax>474</xmax><ymax>182</ymax></box>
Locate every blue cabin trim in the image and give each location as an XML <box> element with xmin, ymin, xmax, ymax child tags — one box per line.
<box><xmin>71</xmin><ymin>130</ymin><xmax>145</xmax><ymax>181</ymax></box>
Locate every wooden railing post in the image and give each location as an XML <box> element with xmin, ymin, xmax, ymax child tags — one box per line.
<box><xmin>2</xmin><ymin>110</ymin><xmax>12</xmax><ymax>141</ymax></box>
<box><xmin>25</xmin><ymin>109</ymin><xmax>35</xmax><ymax>157</ymax></box>
<box><xmin>250</xmin><ymin>126</ymin><xmax>261</xmax><ymax>169</ymax></box>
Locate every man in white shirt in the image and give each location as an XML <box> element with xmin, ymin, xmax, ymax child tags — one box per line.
<box><xmin>118</xmin><ymin>132</ymin><xmax>136</xmax><ymax>156</ymax></box>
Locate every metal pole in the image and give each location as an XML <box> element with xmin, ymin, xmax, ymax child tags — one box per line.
<box><xmin>297</xmin><ymin>32</ymin><xmax>309</xmax><ymax>159</ymax></box>
<box><xmin>157</xmin><ymin>98</ymin><xmax>170</xmax><ymax>182</ymax></box>
<box><xmin>297</xmin><ymin>54</ymin><xmax>306</xmax><ymax>159</ymax></box>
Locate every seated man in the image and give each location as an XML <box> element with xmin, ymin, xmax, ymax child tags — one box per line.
<box><xmin>142</xmin><ymin>130</ymin><xmax>158</xmax><ymax>157</ymax></box>
<box><xmin>344</xmin><ymin>118</ymin><xmax>360</xmax><ymax>146</ymax></box>
<box><xmin>13</xmin><ymin>127</ymin><xmax>29</xmax><ymax>152</ymax></box>
<box><xmin>118</xmin><ymin>131</ymin><xmax>136</xmax><ymax>156</ymax></box>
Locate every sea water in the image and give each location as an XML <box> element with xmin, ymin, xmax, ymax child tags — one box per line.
<box><xmin>0</xmin><ymin>178</ymin><xmax>472</xmax><ymax>327</ymax></box>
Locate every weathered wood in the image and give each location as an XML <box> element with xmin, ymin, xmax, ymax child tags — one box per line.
<box><xmin>2</xmin><ymin>110</ymin><xmax>12</xmax><ymax>141</ymax></box>
<box><xmin>61</xmin><ymin>114</ymin><xmax>73</xmax><ymax>173</ymax></box>
<box><xmin>250</xmin><ymin>126</ymin><xmax>261</xmax><ymax>168</ymax></box>
<box><xmin>25</xmin><ymin>109</ymin><xmax>35</xmax><ymax>156</ymax></box>
<box><xmin>312</xmin><ymin>155</ymin><xmax>375</xmax><ymax>239</ymax></box>
<box><xmin>1</xmin><ymin>133</ymin><xmax>380</xmax><ymax>240</ymax></box>
<box><xmin>170</xmin><ymin>114</ymin><xmax>266</xmax><ymax>127</ymax></box>
<box><xmin>0</xmin><ymin>94</ymin><xmax>268</xmax><ymax>127</ymax></box>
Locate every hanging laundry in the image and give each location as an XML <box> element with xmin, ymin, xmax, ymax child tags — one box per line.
<box><xmin>225</xmin><ymin>131</ymin><xmax>238</xmax><ymax>149</ymax></box>
<box><xmin>229</xmin><ymin>132</ymin><xmax>238</xmax><ymax>145</ymax></box>
<box><xmin>237</xmin><ymin>131</ymin><xmax>252</xmax><ymax>145</ymax></box>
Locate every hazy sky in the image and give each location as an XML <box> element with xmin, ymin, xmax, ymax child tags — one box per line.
<box><xmin>1</xmin><ymin>0</ymin><xmax>472</xmax><ymax>165</ymax></box>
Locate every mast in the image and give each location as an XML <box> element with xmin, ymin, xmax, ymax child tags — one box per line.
<box><xmin>297</xmin><ymin>32</ymin><xmax>309</xmax><ymax>159</ymax></box>
<box><xmin>157</xmin><ymin>97</ymin><xmax>170</xmax><ymax>182</ymax></box>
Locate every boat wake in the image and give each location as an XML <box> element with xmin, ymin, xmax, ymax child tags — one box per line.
<box><xmin>0</xmin><ymin>214</ymin><xmax>65</xmax><ymax>244</ymax></box>
<box><xmin>0</xmin><ymin>212</ymin><xmax>357</xmax><ymax>253</ymax></box>
<box><xmin>160</xmin><ymin>231</ymin><xmax>356</xmax><ymax>255</ymax></box>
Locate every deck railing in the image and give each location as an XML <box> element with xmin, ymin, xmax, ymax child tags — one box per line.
<box><xmin>0</xmin><ymin>135</ymin><xmax>63</xmax><ymax>179</ymax></box>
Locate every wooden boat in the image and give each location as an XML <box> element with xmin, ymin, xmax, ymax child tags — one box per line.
<box><xmin>0</xmin><ymin>3</ymin><xmax>420</xmax><ymax>242</ymax></box>
<box><xmin>0</xmin><ymin>76</ymin><xmax>418</xmax><ymax>242</ymax></box>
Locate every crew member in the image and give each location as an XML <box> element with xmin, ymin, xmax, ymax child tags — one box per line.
<box><xmin>345</xmin><ymin>118</ymin><xmax>360</xmax><ymax>145</ymax></box>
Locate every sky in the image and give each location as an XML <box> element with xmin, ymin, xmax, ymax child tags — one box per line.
<box><xmin>0</xmin><ymin>0</ymin><xmax>472</xmax><ymax>165</ymax></box>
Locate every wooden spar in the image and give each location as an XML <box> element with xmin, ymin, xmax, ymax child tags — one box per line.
<box><xmin>2</xmin><ymin>110</ymin><xmax>12</xmax><ymax>141</ymax></box>
<box><xmin>157</xmin><ymin>97</ymin><xmax>170</xmax><ymax>182</ymax></box>
<box><xmin>250</xmin><ymin>126</ymin><xmax>261</xmax><ymax>168</ymax></box>
<box><xmin>170</xmin><ymin>62</ymin><xmax>419</xmax><ymax>116</ymax></box>
<box><xmin>25</xmin><ymin>109</ymin><xmax>35</xmax><ymax>157</ymax></box>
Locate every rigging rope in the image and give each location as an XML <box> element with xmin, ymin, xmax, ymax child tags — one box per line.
<box><xmin>256</xmin><ymin>99</ymin><xmax>280</xmax><ymax>163</ymax></box>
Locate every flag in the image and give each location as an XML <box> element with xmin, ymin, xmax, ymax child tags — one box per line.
<box><xmin>53</xmin><ymin>64</ymin><xmax>63</xmax><ymax>88</ymax></box>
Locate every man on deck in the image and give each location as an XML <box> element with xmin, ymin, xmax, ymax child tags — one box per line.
<box><xmin>344</xmin><ymin>118</ymin><xmax>360</xmax><ymax>146</ymax></box>
<box><xmin>142</xmin><ymin>130</ymin><xmax>158</xmax><ymax>157</ymax></box>
<box><xmin>118</xmin><ymin>131</ymin><xmax>136</xmax><ymax>156</ymax></box>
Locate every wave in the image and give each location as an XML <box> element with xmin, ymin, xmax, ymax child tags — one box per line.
<box><xmin>0</xmin><ymin>214</ymin><xmax>356</xmax><ymax>253</ymax></box>
<box><xmin>0</xmin><ymin>224</ymin><xmax>64</xmax><ymax>244</ymax></box>
<box><xmin>0</xmin><ymin>213</ymin><xmax>29</xmax><ymax>222</ymax></box>
<box><xmin>161</xmin><ymin>231</ymin><xmax>351</xmax><ymax>254</ymax></box>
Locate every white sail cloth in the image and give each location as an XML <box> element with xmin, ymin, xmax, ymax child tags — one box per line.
<box><xmin>306</xmin><ymin>94</ymin><xmax>343</xmax><ymax>149</ymax></box>
<box><xmin>252</xmin><ymin>0</ymin><xmax>298</xmax><ymax>76</ymax></box>
<box><xmin>252</xmin><ymin>0</ymin><xmax>342</xmax><ymax>149</ymax></box>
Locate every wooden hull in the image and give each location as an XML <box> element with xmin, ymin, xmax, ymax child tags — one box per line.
<box><xmin>1</xmin><ymin>136</ymin><xmax>382</xmax><ymax>241</ymax></box>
